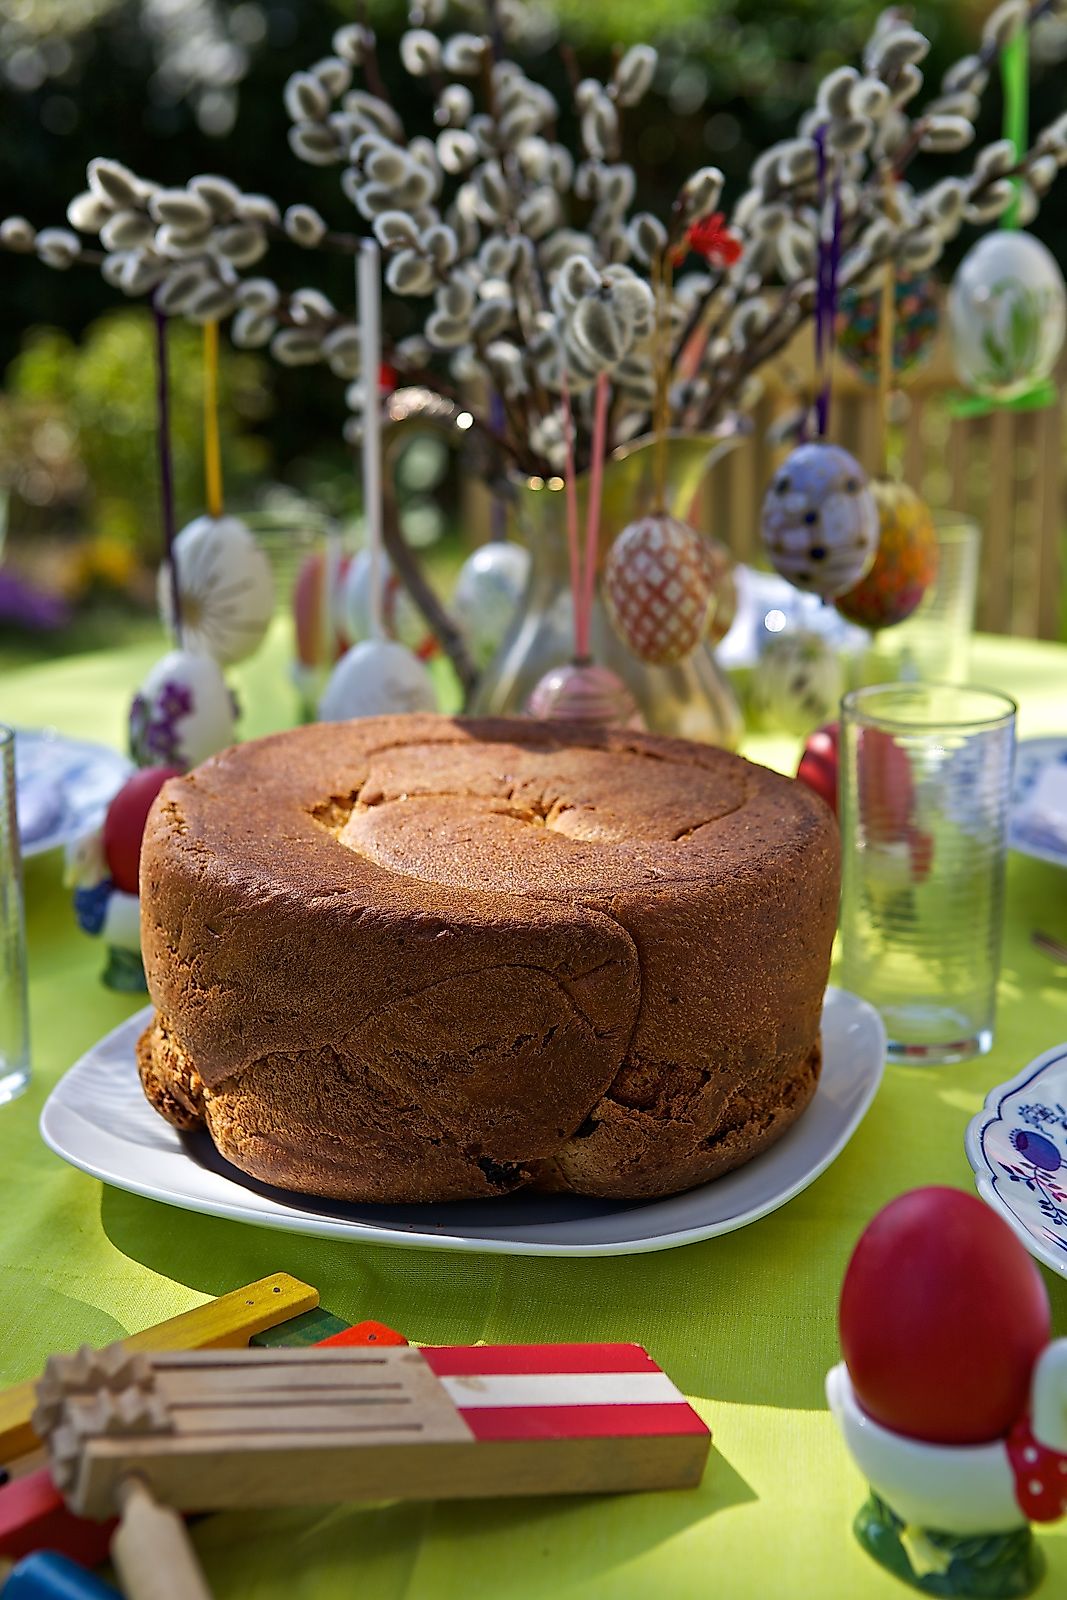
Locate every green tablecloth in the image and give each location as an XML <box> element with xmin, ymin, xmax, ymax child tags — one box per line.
<box><xmin>5</xmin><ymin>631</ymin><xmax>1067</xmax><ymax>1599</ymax></box>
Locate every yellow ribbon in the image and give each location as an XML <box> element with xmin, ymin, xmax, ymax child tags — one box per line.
<box><xmin>203</xmin><ymin>319</ymin><xmax>223</xmax><ymax>519</ymax></box>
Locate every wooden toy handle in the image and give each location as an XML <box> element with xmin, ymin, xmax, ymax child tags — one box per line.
<box><xmin>111</xmin><ymin>1477</ymin><xmax>214</xmax><ymax>1600</ymax></box>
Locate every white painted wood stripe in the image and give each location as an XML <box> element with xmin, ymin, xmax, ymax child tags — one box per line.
<box><xmin>441</xmin><ymin>1370</ymin><xmax>685</xmax><ymax>1409</ymax></box>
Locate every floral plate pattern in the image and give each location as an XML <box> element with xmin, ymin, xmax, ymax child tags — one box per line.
<box><xmin>1009</xmin><ymin>736</ymin><xmax>1067</xmax><ymax>869</ymax></box>
<box><xmin>966</xmin><ymin>1045</ymin><xmax>1067</xmax><ymax>1278</ymax></box>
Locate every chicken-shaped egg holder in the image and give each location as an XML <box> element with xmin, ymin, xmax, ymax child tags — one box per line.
<box><xmin>33</xmin><ymin>1342</ymin><xmax>709</xmax><ymax>1600</ymax></box>
<box><xmin>829</xmin><ymin>1186</ymin><xmax>1063</xmax><ymax>1597</ymax></box>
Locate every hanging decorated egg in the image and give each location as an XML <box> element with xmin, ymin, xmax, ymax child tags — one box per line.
<box><xmin>603</xmin><ymin>515</ymin><xmax>716</xmax><ymax>666</ymax></box>
<box><xmin>158</xmin><ymin>514</ymin><xmax>275</xmax><ymax>666</ymax></box>
<box><xmin>293</xmin><ymin>550</ymin><xmax>352</xmax><ymax>671</ymax></box>
<box><xmin>760</xmin><ymin>443</ymin><xmax>879</xmax><ymax>599</ymax></box>
<box><xmin>452</xmin><ymin>542</ymin><xmax>531</xmax><ymax>668</ymax></box>
<box><xmin>752</xmin><ymin>629</ymin><xmax>844</xmax><ymax>737</ymax></box>
<box><xmin>834</xmin><ymin>480</ymin><xmax>938</xmax><ymax>630</ymax></box>
<box><xmin>796</xmin><ymin>722</ymin><xmax>840</xmax><ymax>816</ymax></box>
<box><xmin>102</xmin><ymin>766</ymin><xmax>183</xmax><ymax>894</ymax></box>
<box><xmin>318</xmin><ymin>638</ymin><xmax>438</xmax><ymax>721</ymax></box>
<box><xmin>701</xmin><ymin>536</ymin><xmax>738</xmax><ymax>645</ymax></box>
<box><xmin>341</xmin><ymin>548</ymin><xmax>435</xmax><ymax>658</ymax></box>
<box><xmin>526</xmin><ymin>661</ymin><xmax>644</xmax><ymax>728</ymax></box>
<box><xmin>837</xmin><ymin>272</ymin><xmax>940</xmax><ymax>383</ymax></box>
<box><xmin>129</xmin><ymin>649</ymin><xmax>236</xmax><ymax>770</ymax></box>
<box><xmin>948</xmin><ymin>232</ymin><xmax>1067</xmax><ymax>400</ymax></box>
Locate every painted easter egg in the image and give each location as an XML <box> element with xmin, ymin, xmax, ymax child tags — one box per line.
<box><xmin>526</xmin><ymin>661</ymin><xmax>644</xmax><ymax>728</ymax></box>
<box><xmin>341</xmin><ymin>548</ymin><xmax>435</xmax><ymax>658</ymax></box>
<box><xmin>158</xmin><ymin>514</ymin><xmax>275</xmax><ymax>666</ymax></box>
<box><xmin>837</xmin><ymin>272</ymin><xmax>940</xmax><ymax>383</ymax></box>
<box><xmin>835</xmin><ymin>480</ymin><xmax>938</xmax><ymax>630</ymax></box>
<box><xmin>760</xmin><ymin>443</ymin><xmax>879</xmax><ymax>599</ymax></box>
<box><xmin>102</xmin><ymin>766</ymin><xmax>183</xmax><ymax>894</ymax></box>
<box><xmin>129</xmin><ymin>649</ymin><xmax>236</xmax><ymax>770</ymax></box>
<box><xmin>949</xmin><ymin>232</ymin><xmax>1067</xmax><ymax>401</ymax></box>
<box><xmin>452</xmin><ymin>542</ymin><xmax>531</xmax><ymax>668</ymax></box>
<box><xmin>318</xmin><ymin>638</ymin><xmax>438</xmax><ymax>721</ymax></box>
<box><xmin>603</xmin><ymin>514</ymin><xmax>716</xmax><ymax>666</ymax></box>
<box><xmin>840</xmin><ymin>1186</ymin><xmax>1051</xmax><ymax>1445</ymax></box>
<box><xmin>796</xmin><ymin>722</ymin><xmax>839</xmax><ymax>816</ymax></box>
<box><xmin>292</xmin><ymin>549</ymin><xmax>352</xmax><ymax>669</ymax></box>
<box><xmin>752</xmin><ymin>630</ymin><xmax>844</xmax><ymax>736</ymax></box>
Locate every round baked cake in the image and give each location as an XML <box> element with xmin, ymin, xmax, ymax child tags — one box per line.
<box><xmin>137</xmin><ymin>715</ymin><xmax>840</xmax><ymax>1203</ymax></box>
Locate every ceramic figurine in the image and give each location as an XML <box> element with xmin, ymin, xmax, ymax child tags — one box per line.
<box><xmin>526</xmin><ymin>660</ymin><xmax>644</xmax><ymax>728</ymax></box>
<box><xmin>158</xmin><ymin>514</ymin><xmax>275</xmax><ymax>666</ymax></box>
<box><xmin>318</xmin><ymin>637</ymin><xmax>437</xmax><ymax>721</ymax></box>
<box><xmin>829</xmin><ymin>1185</ymin><xmax>1066</xmax><ymax>1598</ymax></box>
<box><xmin>129</xmin><ymin>649</ymin><xmax>237</xmax><ymax>769</ymax></box>
<box><xmin>66</xmin><ymin>767</ymin><xmax>180</xmax><ymax>991</ymax></box>
<box><xmin>751</xmin><ymin>629</ymin><xmax>844</xmax><ymax>737</ymax></box>
<box><xmin>835</xmin><ymin>480</ymin><xmax>938</xmax><ymax>631</ymax></box>
<box><xmin>603</xmin><ymin>514</ymin><xmax>718</xmax><ymax>666</ymax></box>
<box><xmin>948</xmin><ymin>233</ymin><xmax>1067</xmax><ymax>401</ymax></box>
<box><xmin>760</xmin><ymin>442</ymin><xmax>879</xmax><ymax>600</ymax></box>
<box><xmin>837</xmin><ymin>273</ymin><xmax>940</xmax><ymax>384</ymax></box>
<box><xmin>796</xmin><ymin>722</ymin><xmax>839</xmax><ymax>816</ymax></box>
<box><xmin>452</xmin><ymin>542</ymin><xmax>531</xmax><ymax>669</ymax></box>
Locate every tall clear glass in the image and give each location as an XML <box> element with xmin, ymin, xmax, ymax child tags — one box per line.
<box><xmin>859</xmin><ymin>514</ymin><xmax>980</xmax><ymax>686</ymax></box>
<box><xmin>0</xmin><ymin>727</ymin><xmax>30</xmax><ymax>1102</ymax></box>
<box><xmin>839</xmin><ymin>684</ymin><xmax>1016</xmax><ymax>1065</ymax></box>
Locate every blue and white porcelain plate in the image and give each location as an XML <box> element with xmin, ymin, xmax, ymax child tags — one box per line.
<box><xmin>1009</xmin><ymin>736</ymin><xmax>1067</xmax><ymax>869</ymax></box>
<box><xmin>966</xmin><ymin>1044</ymin><xmax>1067</xmax><ymax>1278</ymax></box>
<box><xmin>14</xmin><ymin>729</ymin><xmax>131</xmax><ymax>859</ymax></box>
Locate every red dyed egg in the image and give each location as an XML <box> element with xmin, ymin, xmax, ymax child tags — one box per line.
<box><xmin>103</xmin><ymin>766</ymin><xmax>183</xmax><ymax>894</ymax></box>
<box><xmin>796</xmin><ymin>722</ymin><xmax>839</xmax><ymax>816</ymax></box>
<box><xmin>840</xmin><ymin>1187</ymin><xmax>1050</xmax><ymax>1445</ymax></box>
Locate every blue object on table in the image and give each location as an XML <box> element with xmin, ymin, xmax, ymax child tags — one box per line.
<box><xmin>1</xmin><ymin>1553</ymin><xmax>120</xmax><ymax>1600</ymax></box>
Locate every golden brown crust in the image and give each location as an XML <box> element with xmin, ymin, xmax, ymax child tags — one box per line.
<box><xmin>138</xmin><ymin>714</ymin><xmax>840</xmax><ymax>1202</ymax></box>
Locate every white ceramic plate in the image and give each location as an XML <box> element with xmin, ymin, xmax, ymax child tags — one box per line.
<box><xmin>15</xmin><ymin>729</ymin><xmax>131</xmax><ymax>858</ymax></box>
<box><xmin>1009</xmin><ymin>735</ymin><xmax>1067</xmax><ymax>870</ymax></box>
<box><xmin>966</xmin><ymin>1043</ymin><xmax>1067</xmax><ymax>1278</ymax></box>
<box><xmin>40</xmin><ymin>988</ymin><xmax>885</xmax><ymax>1257</ymax></box>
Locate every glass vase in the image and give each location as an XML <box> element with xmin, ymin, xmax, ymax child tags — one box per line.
<box><xmin>469</xmin><ymin>431</ymin><xmax>746</xmax><ymax>747</ymax></box>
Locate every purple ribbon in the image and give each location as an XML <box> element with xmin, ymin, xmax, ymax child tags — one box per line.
<box><xmin>812</xmin><ymin>126</ymin><xmax>843</xmax><ymax>440</ymax></box>
<box><xmin>153</xmin><ymin>308</ymin><xmax>182</xmax><ymax>640</ymax></box>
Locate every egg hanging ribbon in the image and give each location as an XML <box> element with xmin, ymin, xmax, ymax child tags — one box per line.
<box><xmin>203</xmin><ymin>317</ymin><xmax>224</xmax><ymax>518</ymax></box>
<box><xmin>812</xmin><ymin>125</ymin><xmax>844</xmax><ymax>441</ymax></box>
<box><xmin>152</xmin><ymin>309</ymin><xmax>181</xmax><ymax>643</ymax></box>
<box><xmin>949</xmin><ymin>27</ymin><xmax>1060</xmax><ymax>417</ymax></box>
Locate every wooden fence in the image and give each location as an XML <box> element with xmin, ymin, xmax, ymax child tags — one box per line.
<box><xmin>706</xmin><ymin>327</ymin><xmax>1067</xmax><ymax>641</ymax></box>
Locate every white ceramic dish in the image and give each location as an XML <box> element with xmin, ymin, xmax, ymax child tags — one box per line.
<box><xmin>15</xmin><ymin>729</ymin><xmax>131</xmax><ymax>858</ymax></box>
<box><xmin>966</xmin><ymin>1042</ymin><xmax>1067</xmax><ymax>1278</ymax></box>
<box><xmin>1009</xmin><ymin>736</ymin><xmax>1067</xmax><ymax>870</ymax></box>
<box><xmin>40</xmin><ymin>987</ymin><xmax>885</xmax><ymax>1257</ymax></box>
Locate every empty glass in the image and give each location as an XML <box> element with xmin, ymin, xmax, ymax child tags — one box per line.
<box><xmin>839</xmin><ymin>684</ymin><xmax>1016</xmax><ymax>1065</ymax></box>
<box><xmin>0</xmin><ymin>727</ymin><xmax>30</xmax><ymax>1102</ymax></box>
<box><xmin>859</xmin><ymin>514</ymin><xmax>980</xmax><ymax>687</ymax></box>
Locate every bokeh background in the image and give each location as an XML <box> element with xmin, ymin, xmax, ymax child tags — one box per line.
<box><xmin>2</xmin><ymin>0</ymin><xmax>1066</xmax><ymax>664</ymax></box>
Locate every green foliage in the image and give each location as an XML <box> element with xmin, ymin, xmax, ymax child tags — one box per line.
<box><xmin>0</xmin><ymin>309</ymin><xmax>270</xmax><ymax>554</ymax></box>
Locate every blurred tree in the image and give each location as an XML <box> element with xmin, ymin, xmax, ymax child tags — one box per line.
<box><xmin>0</xmin><ymin>310</ymin><xmax>270</xmax><ymax>555</ymax></box>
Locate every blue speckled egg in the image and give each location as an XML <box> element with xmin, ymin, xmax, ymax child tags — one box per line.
<box><xmin>760</xmin><ymin>442</ymin><xmax>879</xmax><ymax>599</ymax></box>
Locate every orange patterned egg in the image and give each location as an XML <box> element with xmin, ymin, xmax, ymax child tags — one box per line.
<box><xmin>834</xmin><ymin>480</ymin><xmax>938</xmax><ymax>630</ymax></box>
<box><xmin>603</xmin><ymin>514</ymin><xmax>716</xmax><ymax>666</ymax></box>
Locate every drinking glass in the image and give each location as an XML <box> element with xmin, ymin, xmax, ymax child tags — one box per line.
<box><xmin>0</xmin><ymin>727</ymin><xmax>30</xmax><ymax>1102</ymax></box>
<box><xmin>839</xmin><ymin>683</ymin><xmax>1016</xmax><ymax>1065</ymax></box>
<box><xmin>859</xmin><ymin>514</ymin><xmax>980</xmax><ymax>686</ymax></box>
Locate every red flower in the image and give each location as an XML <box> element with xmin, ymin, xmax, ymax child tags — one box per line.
<box><xmin>675</xmin><ymin>213</ymin><xmax>742</xmax><ymax>268</ymax></box>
